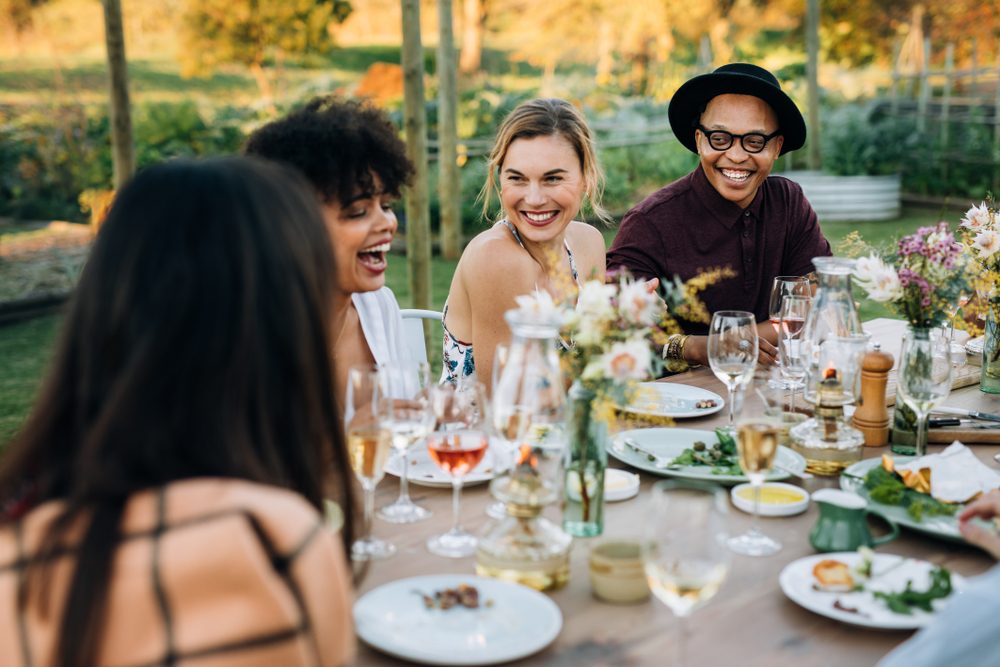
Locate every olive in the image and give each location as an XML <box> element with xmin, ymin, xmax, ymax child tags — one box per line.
<box><xmin>693</xmin><ymin>441</ymin><xmax>706</xmax><ymax>452</ymax></box>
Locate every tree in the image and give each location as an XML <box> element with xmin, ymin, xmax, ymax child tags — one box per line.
<box><xmin>178</xmin><ymin>0</ymin><xmax>352</xmax><ymax>106</ymax></box>
<box><xmin>437</xmin><ymin>0</ymin><xmax>461</xmax><ymax>260</ymax></box>
<box><xmin>102</xmin><ymin>0</ymin><xmax>134</xmax><ymax>191</ymax></box>
<box><xmin>0</xmin><ymin>0</ymin><xmax>48</xmax><ymax>33</ymax></box>
<box><xmin>459</xmin><ymin>0</ymin><xmax>485</xmax><ymax>74</ymax></box>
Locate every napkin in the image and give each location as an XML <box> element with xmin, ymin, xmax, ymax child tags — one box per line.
<box><xmin>895</xmin><ymin>442</ymin><xmax>1000</xmax><ymax>503</ymax></box>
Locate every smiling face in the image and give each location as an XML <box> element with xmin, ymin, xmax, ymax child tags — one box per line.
<box><xmin>696</xmin><ymin>94</ymin><xmax>784</xmax><ymax>209</ymax></box>
<box><xmin>321</xmin><ymin>174</ymin><xmax>398</xmax><ymax>294</ymax></box>
<box><xmin>499</xmin><ymin>133</ymin><xmax>586</xmax><ymax>244</ymax></box>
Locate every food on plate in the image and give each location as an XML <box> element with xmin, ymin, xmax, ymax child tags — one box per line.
<box><xmin>667</xmin><ymin>428</ymin><xmax>742</xmax><ymax>475</ymax></box>
<box><xmin>418</xmin><ymin>583</ymin><xmax>492</xmax><ymax>610</ymax></box>
<box><xmin>863</xmin><ymin>460</ymin><xmax>958</xmax><ymax>522</ymax></box>
<box><xmin>695</xmin><ymin>399</ymin><xmax>718</xmax><ymax>409</ymax></box>
<box><xmin>812</xmin><ymin>559</ymin><xmax>855</xmax><ymax>592</ymax></box>
<box><xmin>871</xmin><ymin>566</ymin><xmax>952</xmax><ymax>615</ymax></box>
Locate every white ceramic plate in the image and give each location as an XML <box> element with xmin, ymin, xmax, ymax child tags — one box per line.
<box><xmin>608</xmin><ymin>428</ymin><xmax>807</xmax><ymax>485</ymax></box>
<box><xmin>839</xmin><ymin>457</ymin><xmax>964</xmax><ymax>543</ymax></box>
<box><xmin>730</xmin><ymin>482</ymin><xmax>809</xmax><ymax>516</ymax></box>
<box><xmin>354</xmin><ymin>574</ymin><xmax>562</xmax><ymax>665</ymax></box>
<box><xmin>385</xmin><ymin>438</ymin><xmax>512</xmax><ymax>488</ymax></box>
<box><xmin>779</xmin><ymin>552</ymin><xmax>965</xmax><ymax>630</ymax></box>
<box><xmin>621</xmin><ymin>382</ymin><xmax>725</xmax><ymax>419</ymax></box>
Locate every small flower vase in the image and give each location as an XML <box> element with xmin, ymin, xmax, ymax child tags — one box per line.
<box><xmin>562</xmin><ymin>381</ymin><xmax>607</xmax><ymax>538</ymax></box>
<box><xmin>981</xmin><ymin>297</ymin><xmax>1000</xmax><ymax>395</ymax></box>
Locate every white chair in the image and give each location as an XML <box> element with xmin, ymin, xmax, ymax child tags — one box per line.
<box><xmin>399</xmin><ymin>308</ymin><xmax>443</xmax><ymax>364</ymax></box>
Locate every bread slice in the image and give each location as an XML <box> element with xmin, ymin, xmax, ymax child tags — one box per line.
<box><xmin>812</xmin><ymin>559</ymin><xmax>855</xmax><ymax>592</ymax></box>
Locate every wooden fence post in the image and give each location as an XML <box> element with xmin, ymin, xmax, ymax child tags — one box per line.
<box><xmin>890</xmin><ymin>39</ymin><xmax>901</xmax><ymax>115</ymax></box>
<box><xmin>941</xmin><ymin>43</ymin><xmax>954</xmax><ymax>186</ymax></box>
<box><xmin>437</xmin><ymin>0</ymin><xmax>461</xmax><ymax>261</ymax></box>
<box><xmin>806</xmin><ymin>0</ymin><xmax>821</xmax><ymax>170</ymax></box>
<box><xmin>917</xmin><ymin>37</ymin><xmax>930</xmax><ymax>134</ymax></box>
<box><xmin>993</xmin><ymin>51</ymin><xmax>1000</xmax><ymax>195</ymax></box>
<box><xmin>102</xmin><ymin>0</ymin><xmax>134</xmax><ymax>191</ymax></box>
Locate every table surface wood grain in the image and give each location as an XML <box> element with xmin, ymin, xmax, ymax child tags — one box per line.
<box><xmin>354</xmin><ymin>320</ymin><xmax>999</xmax><ymax>667</ymax></box>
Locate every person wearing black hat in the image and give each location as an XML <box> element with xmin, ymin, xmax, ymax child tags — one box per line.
<box><xmin>607</xmin><ymin>63</ymin><xmax>831</xmax><ymax>370</ymax></box>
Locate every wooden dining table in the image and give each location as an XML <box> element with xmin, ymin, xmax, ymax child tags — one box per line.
<box><xmin>354</xmin><ymin>320</ymin><xmax>999</xmax><ymax>666</ymax></box>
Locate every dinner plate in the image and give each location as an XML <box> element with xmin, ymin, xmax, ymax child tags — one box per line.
<box><xmin>621</xmin><ymin>382</ymin><xmax>725</xmax><ymax>419</ymax></box>
<box><xmin>839</xmin><ymin>457</ymin><xmax>963</xmax><ymax>543</ymax></box>
<box><xmin>354</xmin><ymin>574</ymin><xmax>562</xmax><ymax>665</ymax></box>
<box><xmin>779</xmin><ymin>552</ymin><xmax>966</xmax><ymax>630</ymax></box>
<box><xmin>608</xmin><ymin>428</ymin><xmax>807</xmax><ymax>485</ymax></box>
<box><xmin>385</xmin><ymin>438</ymin><xmax>512</xmax><ymax>488</ymax></box>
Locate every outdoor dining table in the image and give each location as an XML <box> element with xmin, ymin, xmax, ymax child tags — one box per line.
<box><xmin>354</xmin><ymin>319</ymin><xmax>999</xmax><ymax>666</ymax></box>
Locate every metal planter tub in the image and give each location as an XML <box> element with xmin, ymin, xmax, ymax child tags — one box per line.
<box><xmin>783</xmin><ymin>171</ymin><xmax>901</xmax><ymax>222</ymax></box>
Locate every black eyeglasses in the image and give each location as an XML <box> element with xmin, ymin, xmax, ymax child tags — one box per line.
<box><xmin>696</xmin><ymin>125</ymin><xmax>781</xmax><ymax>154</ymax></box>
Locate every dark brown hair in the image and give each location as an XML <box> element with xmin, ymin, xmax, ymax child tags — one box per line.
<box><xmin>0</xmin><ymin>157</ymin><xmax>354</xmax><ymax>667</ymax></box>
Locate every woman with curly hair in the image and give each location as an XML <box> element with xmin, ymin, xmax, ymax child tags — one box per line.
<box><xmin>245</xmin><ymin>96</ymin><xmax>414</xmax><ymax>398</ymax></box>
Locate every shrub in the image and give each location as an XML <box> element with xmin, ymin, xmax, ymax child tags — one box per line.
<box><xmin>821</xmin><ymin>103</ymin><xmax>920</xmax><ymax>177</ymax></box>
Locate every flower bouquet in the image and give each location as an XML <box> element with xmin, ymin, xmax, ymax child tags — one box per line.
<box><xmin>958</xmin><ymin>198</ymin><xmax>1000</xmax><ymax>392</ymax></box>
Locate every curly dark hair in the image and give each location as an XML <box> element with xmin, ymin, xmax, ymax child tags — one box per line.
<box><xmin>244</xmin><ymin>96</ymin><xmax>413</xmax><ymax>204</ymax></box>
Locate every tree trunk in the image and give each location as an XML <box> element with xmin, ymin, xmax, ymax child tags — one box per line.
<box><xmin>806</xmin><ymin>0</ymin><xmax>821</xmax><ymax>170</ymax></box>
<box><xmin>437</xmin><ymin>0</ymin><xmax>461</xmax><ymax>260</ymax></box>
<box><xmin>401</xmin><ymin>0</ymin><xmax>433</xmax><ymax>345</ymax></box>
<box><xmin>101</xmin><ymin>0</ymin><xmax>134</xmax><ymax>191</ymax></box>
<box><xmin>458</xmin><ymin>0</ymin><xmax>483</xmax><ymax>75</ymax></box>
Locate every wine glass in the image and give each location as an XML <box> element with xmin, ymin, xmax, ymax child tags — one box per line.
<box><xmin>486</xmin><ymin>343</ymin><xmax>516</xmax><ymax>520</ymax></box>
<box><xmin>427</xmin><ymin>380</ymin><xmax>491</xmax><ymax>557</ymax></box>
<box><xmin>707</xmin><ymin>310</ymin><xmax>758</xmax><ymax>430</ymax></box>
<box><xmin>897</xmin><ymin>330</ymin><xmax>953</xmax><ymax>457</ymax></box>
<box><xmin>642</xmin><ymin>480</ymin><xmax>730</xmax><ymax>667</ymax></box>
<box><xmin>727</xmin><ymin>413</ymin><xmax>782</xmax><ymax>557</ymax></box>
<box><xmin>778</xmin><ymin>295</ymin><xmax>811</xmax><ymax>413</ymax></box>
<box><xmin>768</xmin><ymin>276</ymin><xmax>810</xmax><ymax>336</ymax></box>
<box><xmin>377</xmin><ymin>361</ymin><xmax>434</xmax><ymax>524</ymax></box>
<box><xmin>344</xmin><ymin>366</ymin><xmax>395</xmax><ymax>561</ymax></box>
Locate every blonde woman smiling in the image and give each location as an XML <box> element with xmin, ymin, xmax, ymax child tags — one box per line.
<box><xmin>442</xmin><ymin>98</ymin><xmax>608</xmax><ymax>388</ymax></box>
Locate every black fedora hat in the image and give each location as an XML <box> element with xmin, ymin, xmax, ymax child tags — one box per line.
<box><xmin>668</xmin><ymin>63</ymin><xmax>806</xmax><ymax>156</ymax></box>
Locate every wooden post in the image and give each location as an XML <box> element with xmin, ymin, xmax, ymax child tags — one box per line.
<box><xmin>941</xmin><ymin>43</ymin><xmax>954</xmax><ymax>186</ymax></box>
<box><xmin>437</xmin><ymin>0</ymin><xmax>461</xmax><ymax>261</ymax></box>
<box><xmin>917</xmin><ymin>37</ymin><xmax>930</xmax><ymax>134</ymax></box>
<box><xmin>806</xmin><ymin>0</ymin><xmax>821</xmax><ymax>170</ymax></box>
<box><xmin>971</xmin><ymin>37</ymin><xmax>979</xmax><ymax>98</ymax></box>
<box><xmin>458</xmin><ymin>0</ymin><xmax>483</xmax><ymax>75</ymax></box>
<box><xmin>101</xmin><ymin>0</ymin><xmax>134</xmax><ymax>191</ymax></box>
<box><xmin>890</xmin><ymin>38</ymin><xmax>901</xmax><ymax>115</ymax></box>
<box><xmin>993</xmin><ymin>51</ymin><xmax>1000</xmax><ymax>194</ymax></box>
<box><xmin>401</xmin><ymin>0</ymin><xmax>433</xmax><ymax>329</ymax></box>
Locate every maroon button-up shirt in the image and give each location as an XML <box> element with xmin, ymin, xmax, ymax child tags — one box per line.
<box><xmin>607</xmin><ymin>165</ymin><xmax>831</xmax><ymax>335</ymax></box>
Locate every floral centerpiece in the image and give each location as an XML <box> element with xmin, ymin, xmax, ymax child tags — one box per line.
<box><xmin>851</xmin><ymin>222</ymin><xmax>967</xmax><ymax>329</ymax></box>
<box><xmin>513</xmin><ymin>268</ymin><xmax>731</xmax><ymax>536</ymax></box>
<box><xmin>958</xmin><ymin>198</ymin><xmax>1000</xmax><ymax>392</ymax></box>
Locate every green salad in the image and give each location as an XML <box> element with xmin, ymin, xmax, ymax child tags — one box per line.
<box><xmin>668</xmin><ymin>428</ymin><xmax>743</xmax><ymax>475</ymax></box>
<box><xmin>863</xmin><ymin>466</ymin><xmax>959</xmax><ymax>522</ymax></box>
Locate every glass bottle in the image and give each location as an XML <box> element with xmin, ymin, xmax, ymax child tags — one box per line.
<box><xmin>562</xmin><ymin>381</ymin><xmax>608</xmax><ymax>537</ymax></box>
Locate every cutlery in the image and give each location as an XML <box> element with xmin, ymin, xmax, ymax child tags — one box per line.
<box><xmin>618</xmin><ymin>438</ymin><xmax>675</xmax><ymax>469</ymax></box>
<box><xmin>773</xmin><ymin>462</ymin><xmax>813</xmax><ymax>480</ymax></box>
<box><xmin>930</xmin><ymin>417</ymin><xmax>1000</xmax><ymax>429</ymax></box>
<box><xmin>931</xmin><ymin>407</ymin><xmax>1000</xmax><ymax>423</ymax></box>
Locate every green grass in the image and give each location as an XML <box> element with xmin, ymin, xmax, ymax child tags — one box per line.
<box><xmin>0</xmin><ymin>207</ymin><xmax>949</xmax><ymax>449</ymax></box>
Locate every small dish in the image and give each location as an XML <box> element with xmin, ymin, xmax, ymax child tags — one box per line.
<box><xmin>730</xmin><ymin>482</ymin><xmax>809</xmax><ymax>517</ymax></box>
<box><xmin>588</xmin><ymin>540</ymin><xmax>649</xmax><ymax>604</ymax></box>
<box><xmin>604</xmin><ymin>469</ymin><xmax>640</xmax><ymax>502</ymax></box>
<box><xmin>621</xmin><ymin>382</ymin><xmax>725</xmax><ymax>419</ymax></box>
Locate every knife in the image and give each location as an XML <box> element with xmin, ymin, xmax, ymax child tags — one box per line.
<box><xmin>929</xmin><ymin>417</ymin><xmax>1000</xmax><ymax>429</ymax></box>
<box><xmin>932</xmin><ymin>407</ymin><xmax>1000</xmax><ymax>423</ymax></box>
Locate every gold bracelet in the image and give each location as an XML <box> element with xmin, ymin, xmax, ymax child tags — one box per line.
<box><xmin>663</xmin><ymin>334</ymin><xmax>690</xmax><ymax>373</ymax></box>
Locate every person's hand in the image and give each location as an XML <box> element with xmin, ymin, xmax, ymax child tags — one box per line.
<box><xmin>643</xmin><ymin>277</ymin><xmax>660</xmax><ymax>294</ymax></box>
<box><xmin>958</xmin><ymin>490</ymin><xmax>1000</xmax><ymax>560</ymax></box>
<box><xmin>757</xmin><ymin>337</ymin><xmax>778</xmax><ymax>366</ymax></box>
<box><xmin>683</xmin><ymin>335</ymin><xmax>708</xmax><ymax>367</ymax></box>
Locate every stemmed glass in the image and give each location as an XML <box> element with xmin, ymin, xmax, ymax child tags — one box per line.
<box><xmin>769</xmin><ymin>276</ymin><xmax>811</xmax><ymax>386</ymax></box>
<box><xmin>707</xmin><ymin>310</ymin><xmax>758</xmax><ymax>430</ymax></box>
<box><xmin>377</xmin><ymin>361</ymin><xmax>434</xmax><ymax>524</ymax></box>
<box><xmin>344</xmin><ymin>366</ymin><xmax>394</xmax><ymax>561</ymax></box>
<box><xmin>642</xmin><ymin>481</ymin><xmax>730</xmax><ymax>667</ymax></box>
<box><xmin>727</xmin><ymin>412</ymin><xmax>783</xmax><ymax>557</ymax></box>
<box><xmin>897</xmin><ymin>330</ymin><xmax>953</xmax><ymax>457</ymax></box>
<box><xmin>778</xmin><ymin>295</ymin><xmax>811</xmax><ymax>413</ymax></box>
<box><xmin>486</xmin><ymin>344</ymin><xmax>516</xmax><ymax>520</ymax></box>
<box><xmin>427</xmin><ymin>381</ymin><xmax>491</xmax><ymax>557</ymax></box>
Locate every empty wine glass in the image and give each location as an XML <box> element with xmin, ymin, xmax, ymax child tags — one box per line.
<box><xmin>897</xmin><ymin>329</ymin><xmax>953</xmax><ymax>457</ymax></box>
<box><xmin>427</xmin><ymin>381</ymin><xmax>491</xmax><ymax>558</ymax></box>
<box><xmin>344</xmin><ymin>366</ymin><xmax>394</xmax><ymax>561</ymax></box>
<box><xmin>778</xmin><ymin>295</ymin><xmax>811</xmax><ymax>413</ymax></box>
<box><xmin>377</xmin><ymin>361</ymin><xmax>434</xmax><ymax>524</ymax></box>
<box><xmin>643</xmin><ymin>480</ymin><xmax>730</xmax><ymax>667</ymax></box>
<box><xmin>707</xmin><ymin>310</ymin><xmax>758</xmax><ymax>430</ymax></box>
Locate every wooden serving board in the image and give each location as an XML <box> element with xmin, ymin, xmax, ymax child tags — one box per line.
<box><xmin>927</xmin><ymin>427</ymin><xmax>1000</xmax><ymax>444</ymax></box>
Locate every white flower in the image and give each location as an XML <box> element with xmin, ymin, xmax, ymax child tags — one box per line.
<box><xmin>974</xmin><ymin>229</ymin><xmax>1000</xmax><ymax>259</ymax></box>
<box><xmin>573</xmin><ymin>312</ymin><xmax>605</xmax><ymax>347</ymax></box>
<box><xmin>512</xmin><ymin>289</ymin><xmax>564</xmax><ymax>324</ymax></box>
<box><xmin>962</xmin><ymin>202</ymin><xmax>993</xmax><ymax>231</ymax></box>
<box><xmin>617</xmin><ymin>279</ymin><xmax>664</xmax><ymax>327</ymax></box>
<box><xmin>854</xmin><ymin>254</ymin><xmax>901</xmax><ymax>303</ymax></box>
<box><xmin>586</xmin><ymin>338</ymin><xmax>652</xmax><ymax>383</ymax></box>
<box><xmin>575</xmin><ymin>280</ymin><xmax>617</xmax><ymax>322</ymax></box>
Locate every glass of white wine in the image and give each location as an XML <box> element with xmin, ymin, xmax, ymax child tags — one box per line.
<box><xmin>642</xmin><ymin>480</ymin><xmax>730</xmax><ymax>667</ymax></box>
<box><xmin>897</xmin><ymin>329</ymin><xmax>953</xmax><ymax>457</ymax></box>
<box><xmin>707</xmin><ymin>310</ymin><xmax>758</xmax><ymax>430</ymax></box>
<box><xmin>727</xmin><ymin>417</ymin><xmax>782</xmax><ymax>557</ymax></box>
<box><xmin>376</xmin><ymin>361</ymin><xmax>434</xmax><ymax>524</ymax></box>
<box><xmin>345</xmin><ymin>366</ymin><xmax>394</xmax><ymax>561</ymax></box>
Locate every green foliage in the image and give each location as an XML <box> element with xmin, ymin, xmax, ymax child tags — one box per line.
<box><xmin>863</xmin><ymin>465</ymin><xmax>959</xmax><ymax>522</ymax></box>
<box><xmin>872</xmin><ymin>567</ymin><xmax>953</xmax><ymax>615</ymax></box>
<box><xmin>178</xmin><ymin>0</ymin><xmax>352</xmax><ymax>74</ymax></box>
<box><xmin>822</xmin><ymin>103</ymin><xmax>919</xmax><ymax>176</ymax></box>
<box><xmin>0</xmin><ymin>314</ymin><xmax>59</xmax><ymax>450</ymax></box>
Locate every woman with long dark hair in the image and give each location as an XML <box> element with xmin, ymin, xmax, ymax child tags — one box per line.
<box><xmin>0</xmin><ymin>157</ymin><xmax>357</xmax><ymax>667</ymax></box>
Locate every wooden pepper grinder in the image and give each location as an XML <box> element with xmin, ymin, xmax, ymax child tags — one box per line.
<box><xmin>852</xmin><ymin>343</ymin><xmax>894</xmax><ymax>447</ymax></box>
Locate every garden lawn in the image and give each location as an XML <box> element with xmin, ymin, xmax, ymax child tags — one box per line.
<box><xmin>0</xmin><ymin>207</ymin><xmax>951</xmax><ymax>450</ymax></box>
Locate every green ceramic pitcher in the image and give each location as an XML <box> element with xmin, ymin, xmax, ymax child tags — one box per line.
<box><xmin>809</xmin><ymin>489</ymin><xmax>899</xmax><ymax>553</ymax></box>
